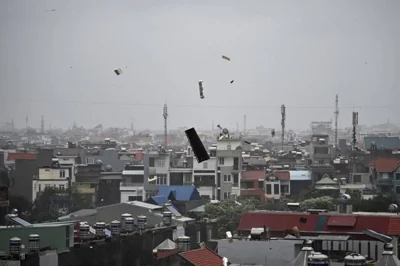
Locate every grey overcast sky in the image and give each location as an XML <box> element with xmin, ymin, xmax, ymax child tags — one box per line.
<box><xmin>0</xmin><ymin>0</ymin><xmax>399</xmax><ymax>131</ymax></box>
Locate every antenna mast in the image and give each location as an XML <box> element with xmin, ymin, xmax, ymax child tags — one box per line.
<box><xmin>334</xmin><ymin>94</ymin><xmax>339</xmax><ymax>150</ymax></box>
<box><xmin>281</xmin><ymin>105</ymin><xmax>286</xmax><ymax>150</ymax></box>
<box><xmin>244</xmin><ymin>115</ymin><xmax>246</xmax><ymax>134</ymax></box>
<box><xmin>163</xmin><ymin>104</ymin><xmax>168</xmax><ymax>149</ymax></box>
<box><xmin>41</xmin><ymin>115</ymin><xmax>44</xmax><ymax>133</ymax></box>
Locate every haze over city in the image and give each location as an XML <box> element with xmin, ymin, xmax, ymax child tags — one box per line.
<box><xmin>1</xmin><ymin>0</ymin><xmax>399</xmax><ymax>131</ymax></box>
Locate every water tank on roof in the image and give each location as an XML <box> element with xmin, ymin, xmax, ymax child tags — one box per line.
<box><xmin>176</xmin><ymin>236</ymin><xmax>190</xmax><ymax>252</ymax></box>
<box><xmin>124</xmin><ymin>217</ymin><xmax>134</xmax><ymax>232</ymax></box>
<box><xmin>137</xmin><ymin>215</ymin><xmax>147</xmax><ymax>231</ymax></box>
<box><xmin>9</xmin><ymin>237</ymin><xmax>21</xmax><ymax>256</ymax></box>
<box><xmin>28</xmin><ymin>234</ymin><xmax>40</xmax><ymax>253</ymax></box>
<box><xmin>344</xmin><ymin>253</ymin><xmax>366</xmax><ymax>266</ymax></box>
<box><xmin>307</xmin><ymin>252</ymin><xmax>329</xmax><ymax>266</ymax></box>
<box><xmin>163</xmin><ymin>211</ymin><xmax>172</xmax><ymax>226</ymax></box>
<box><xmin>121</xmin><ymin>213</ymin><xmax>132</xmax><ymax>231</ymax></box>
<box><xmin>110</xmin><ymin>220</ymin><xmax>121</xmax><ymax>236</ymax></box>
<box><xmin>79</xmin><ymin>223</ymin><xmax>90</xmax><ymax>240</ymax></box>
<box><xmin>95</xmin><ymin>222</ymin><xmax>106</xmax><ymax>237</ymax></box>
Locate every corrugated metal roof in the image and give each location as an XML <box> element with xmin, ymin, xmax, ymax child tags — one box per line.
<box><xmin>326</xmin><ymin>216</ymin><xmax>356</xmax><ymax>227</ymax></box>
<box><xmin>242</xmin><ymin>170</ymin><xmax>265</xmax><ymax>180</ymax></box>
<box><xmin>157</xmin><ymin>186</ymin><xmax>201</xmax><ymax>201</ymax></box>
<box><xmin>387</xmin><ymin>218</ymin><xmax>400</xmax><ymax>235</ymax></box>
<box><xmin>7</xmin><ymin>153</ymin><xmax>37</xmax><ymax>160</ymax></box>
<box><xmin>366</xmin><ymin>158</ymin><xmax>400</xmax><ymax>173</ymax></box>
<box><xmin>179</xmin><ymin>248</ymin><xmax>225</xmax><ymax>266</ymax></box>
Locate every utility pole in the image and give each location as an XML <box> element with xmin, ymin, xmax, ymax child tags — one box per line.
<box><xmin>281</xmin><ymin>105</ymin><xmax>286</xmax><ymax>151</ymax></box>
<box><xmin>25</xmin><ymin>116</ymin><xmax>28</xmax><ymax>130</ymax></box>
<box><xmin>334</xmin><ymin>94</ymin><xmax>339</xmax><ymax>151</ymax></box>
<box><xmin>163</xmin><ymin>104</ymin><xmax>168</xmax><ymax>149</ymax></box>
<box><xmin>351</xmin><ymin>111</ymin><xmax>358</xmax><ymax>184</ymax></box>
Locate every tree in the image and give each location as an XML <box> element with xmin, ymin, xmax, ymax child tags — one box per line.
<box><xmin>31</xmin><ymin>187</ymin><xmax>68</xmax><ymax>222</ymax></box>
<box><xmin>300</xmin><ymin>196</ymin><xmax>336</xmax><ymax>211</ymax></box>
<box><xmin>202</xmin><ymin>200</ymin><xmax>256</xmax><ymax>238</ymax></box>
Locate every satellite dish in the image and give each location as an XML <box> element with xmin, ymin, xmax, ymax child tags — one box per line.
<box><xmin>389</xmin><ymin>203</ymin><xmax>398</xmax><ymax>212</ymax></box>
<box><xmin>222</xmin><ymin>128</ymin><xmax>229</xmax><ymax>135</ymax></box>
<box><xmin>337</xmin><ymin>193</ymin><xmax>351</xmax><ymax>204</ymax></box>
<box><xmin>96</xmin><ymin>160</ymin><xmax>103</xmax><ymax>165</ymax></box>
<box><xmin>105</xmin><ymin>165</ymin><xmax>113</xmax><ymax>172</ymax></box>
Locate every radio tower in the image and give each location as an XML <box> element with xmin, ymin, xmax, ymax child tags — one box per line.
<box><xmin>163</xmin><ymin>104</ymin><xmax>168</xmax><ymax>149</ymax></box>
<box><xmin>281</xmin><ymin>105</ymin><xmax>286</xmax><ymax>150</ymax></box>
<box><xmin>41</xmin><ymin>115</ymin><xmax>45</xmax><ymax>133</ymax></box>
<box><xmin>26</xmin><ymin>116</ymin><xmax>28</xmax><ymax>130</ymax></box>
<box><xmin>334</xmin><ymin>94</ymin><xmax>339</xmax><ymax>150</ymax></box>
<box><xmin>244</xmin><ymin>115</ymin><xmax>247</xmax><ymax>134</ymax></box>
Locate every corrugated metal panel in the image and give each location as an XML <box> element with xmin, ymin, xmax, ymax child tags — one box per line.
<box><xmin>387</xmin><ymin>218</ymin><xmax>400</xmax><ymax>235</ymax></box>
<box><xmin>326</xmin><ymin>216</ymin><xmax>356</xmax><ymax>227</ymax></box>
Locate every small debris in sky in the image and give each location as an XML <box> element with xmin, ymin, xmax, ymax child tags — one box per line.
<box><xmin>114</xmin><ymin>68</ymin><xmax>122</xmax><ymax>75</ymax></box>
<box><xmin>230</xmin><ymin>80</ymin><xmax>234</xmax><ymax>84</ymax></box>
<box><xmin>45</xmin><ymin>9</ymin><xmax>56</xmax><ymax>12</ymax></box>
<box><xmin>198</xmin><ymin>80</ymin><xmax>205</xmax><ymax>99</ymax></box>
<box><xmin>222</xmin><ymin>55</ymin><xmax>231</xmax><ymax>61</ymax></box>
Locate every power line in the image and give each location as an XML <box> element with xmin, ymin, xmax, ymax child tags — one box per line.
<box><xmin>0</xmin><ymin>97</ymin><xmax>393</xmax><ymax>110</ymax></box>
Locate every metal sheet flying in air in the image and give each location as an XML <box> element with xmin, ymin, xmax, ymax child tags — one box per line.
<box><xmin>198</xmin><ymin>80</ymin><xmax>204</xmax><ymax>99</ymax></box>
<box><xmin>222</xmin><ymin>55</ymin><xmax>231</xmax><ymax>61</ymax></box>
<box><xmin>10</xmin><ymin>216</ymin><xmax>32</xmax><ymax>227</ymax></box>
<box><xmin>114</xmin><ymin>68</ymin><xmax>122</xmax><ymax>75</ymax></box>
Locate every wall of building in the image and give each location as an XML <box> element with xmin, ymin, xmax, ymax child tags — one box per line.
<box><xmin>9</xmin><ymin>160</ymin><xmax>37</xmax><ymax>201</ymax></box>
<box><xmin>0</xmin><ymin>224</ymin><xmax>74</xmax><ymax>254</ymax></box>
<box><xmin>38</xmin><ymin>168</ymin><xmax>69</xmax><ymax>180</ymax></box>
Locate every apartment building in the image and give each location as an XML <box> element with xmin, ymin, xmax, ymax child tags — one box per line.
<box><xmin>308</xmin><ymin>134</ymin><xmax>335</xmax><ymax>182</ymax></box>
<box><xmin>32</xmin><ymin>163</ymin><xmax>70</xmax><ymax>202</ymax></box>
<box><xmin>193</xmin><ymin>146</ymin><xmax>217</xmax><ymax>200</ymax></box>
<box><xmin>143</xmin><ymin>150</ymin><xmax>170</xmax><ymax>199</ymax></box>
<box><xmin>120</xmin><ymin>164</ymin><xmax>145</xmax><ymax>202</ymax></box>
<box><xmin>216</xmin><ymin>138</ymin><xmax>242</xmax><ymax>200</ymax></box>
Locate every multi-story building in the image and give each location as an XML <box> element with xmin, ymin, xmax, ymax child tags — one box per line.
<box><xmin>308</xmin><ymin>134</ymin><xmax>335</xmax><ymax>182</ymax></box>
<box><xmin>143</xmin><ymin>150</ymin><xmax>170</xmax><ymax>199</ymax></box>
<box><xmin>32</xmin><ymin>163</ymin><xmax>70</xmax><ymax>202</ymax></box>
<box><xmin>216</xmin><ymin>138</ymin><xmax>242</xmax><ymax>200</ymax></box>
<box><xmin>193</xmin><ymin>146</ymin><xmax>217</xmax><ymax>200</ymax></box>
<box><xmin>120</xmin><ymin>164</ymin><xmax>145</xmax><ymax>202</ymax></box>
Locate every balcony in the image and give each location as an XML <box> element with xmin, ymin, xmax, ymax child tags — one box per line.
<box><xmin>120</xmin><ymin>182</ymin><xmax>144</xmax><ymax>190</ymax></box>
<box><xmin>169</xmin><ymin>167</ymin><xmax>193</xmax><ymax>173</ymax></box>
<box><xmin>376</xmin><ymin>178</ymin><xmax>393</xmax><ymax>186</ymax></box>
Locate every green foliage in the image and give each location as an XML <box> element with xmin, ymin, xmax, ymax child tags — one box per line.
<box><xmin>31</xmin><ymin>187</ymin><xmax>69</xmax><ymax>222</ymax></box>
<box><xmin>202</xmin><ymin>198</ymin><xmax>287</xmax><ymax>238</ymax></box>
<box><xmin>298</xmin><ymin>188</ymin><xmax>327</xmax><ymax>201</ymax></box>
<box><xmin>300</xmin><ymin>196</ymin><xmax>336</xmax><ymax>211</ymax></box>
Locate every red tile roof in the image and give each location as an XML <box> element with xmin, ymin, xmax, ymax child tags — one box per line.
<box><xmin>179</xmin><ymin>248</ymin><xmax>224</xmax><ymax>266</ymax></box>
<box><xmin>242</xmin><ymin>170</ymin><xmax>265</xmax><ymax>180</ymax></box>
<box><xmin>239</xmin><ymin>212</ymin><xmax>400</xmax><ymax>236</ymax></box>
<box><xmin>7</xmin><ymin>153</ymin><xmax>37</xmax><ymax>160</ymax></box>
<box><xmin>366</xmin><ymin>158</ymin><xmax>400</xmax><ymax>173</ymax></box>
<box><xmin>273</xmin><ymin>171</ymin><xmax>290</xmax><ymax>181</ymax></box>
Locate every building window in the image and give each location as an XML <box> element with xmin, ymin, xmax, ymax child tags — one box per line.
<box><xmin>219</xmin><ymin>157</ymin><xmax>224</xmax><ymax>165</ymax></box>
<box><xmin>266</xmin><ymin>184</ymin><xmax>272</xmax><ymax>194</ymax></box>
<box><xmin>274</xmin><ymin>184</ymin><xmax>280</xmax><ymax>195</ymax></box>
<box><xmin>185</xmin><ymin>175</ymin><xmax>191</xmax><ymax>183</ymax></box>
<box><xmin>353</xmin><ymin>174</ymin><xmax>362</xmax><ymax>183</ymax></box>
<box><xmin>86</xmin><ymin>158</ymin><xmax>94</xmax><ymax>164</ymax></box>
<box><xmin>227</xmin><ymin>145</ymin><xmax>231</xmax><ymax>150</ymax></box>
<box><xmin>59</xmin><ymin>185</ymin><xmax>65</xmax><ymax>190</ymax></box>
<box><xmin>233</xmin><ymin>173</ymin><xmax>239</xmax><ymax>187</ymax></box>
<box><xmin>157</xmin><ymin>159</ymin><xmax>165</xmax><ymax>168</ymax></box>
<box><xmin>156</xmin><ymin>175</ymin><xmax>167</xmax><ymax>185</ymax></box>
<box><xmin>149</xmin><ymin>158</ymin><xmax>155</xmax><ymax>167</ymax></box>
<box><xmin>223</xmin><ymin>192</ymin><xmax>231</xmax><ymax>200</ymax></box>
<box><xmin>224</xmin><ymin>175</ymin><xmax>231</xmax><ymax>182</ymax></box>
<box><xmin>396</xmin><ymin>186</ymin><xmax>400</xmax><ymax>194</ymax></box>
<box><xmin>203</xmin><ymin>162</ymin><xmax>208</xmax><ymax>169</ymax></box>
<box><xmin>60</xmin><ymin>170</ymin><xmax>66</xmax><ymax>178</ymax></box>
<box><xmin>208</xmin><ymin>229</ymin><xmax>212</xmax><ymax>240</ymax></box>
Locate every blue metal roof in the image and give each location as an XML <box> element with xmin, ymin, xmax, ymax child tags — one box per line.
<box><xmin>149</xmin><ymin>195</ymin><xmax>168</xmax><ymax>205</ymax></box>
<box><xmin>157</xmin><ymin>186</ymin><xmax>201</xmax><ymax>201</ymax></box>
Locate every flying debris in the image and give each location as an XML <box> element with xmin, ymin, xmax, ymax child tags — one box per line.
<box><xmin>114</xmin><ymin>68</ymin><xmax>122</xmax><ymax>75</ymax></box>
<box><xmin>230</xmin><ymin>80</ymin><xmax>234</xmax><ymax>84</ymax></box>
<box><xmin>271</xmin><ymin>129</ymin><xmax>275</xmax><ymax>137</ymax></box>
<box><xmin>198</xmin><ymin>80</ymin><xmax>205</xmax><ymax>99</ymax></box>
<box><xmin>185</xmin><ymin>127</ymin><xmax>210</xmax><ymax>163</ymax></box>
<box><xmin>222</xmin><ymin>55</ymin><xmax>231</xmax><ymax>61</ymax></box>
<box><xmin>45</xmin><ymin>9</ymin><xmax>56</xmax><ymax>12</ymax></box>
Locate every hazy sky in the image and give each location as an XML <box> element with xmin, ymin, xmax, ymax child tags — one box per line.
<box><xmin>1</xmin><ymin>0</ymin><xmax>399</xmax><ymax>131</ymax></box>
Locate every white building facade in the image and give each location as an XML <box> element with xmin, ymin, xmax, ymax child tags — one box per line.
<box><xmin>32</xmin><ymin>167</ymin><xmax>70</xmax><ymax>202</ymax></box>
